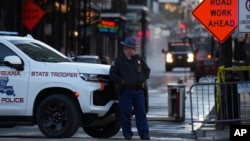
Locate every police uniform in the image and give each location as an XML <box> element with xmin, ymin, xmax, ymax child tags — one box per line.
<box><xmin>109</xmin><ymin>37</ymin><xmax>151</xmax><ymax>140</ymax></box>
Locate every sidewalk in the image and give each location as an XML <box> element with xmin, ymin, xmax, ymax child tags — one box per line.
<box><xmin>147</xmin><ymin>75</ymin><xmax>231</xmax><ymax>141</ymax></box>
<box><xmin>192</xmin><ymin>79</ymin><xmax>250</xmax><ymax>141</ymax></box>
<box><xmin>196</xmin><ymin>124</ymin><xmax>229</xmax><ymax>141</ymax></box>
<box><xmin>146</xmin><ymin>108</ymin><xmax>230</xmax><ymax>141</ymax></box>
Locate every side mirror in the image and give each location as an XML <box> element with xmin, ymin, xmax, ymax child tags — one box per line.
<box><xmin>4</xmin><ymin>55</ymin><xmax>24</xmax><ymax>71</ymax></box>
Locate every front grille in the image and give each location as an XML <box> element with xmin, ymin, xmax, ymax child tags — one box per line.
<box><xmin>173</xmin><ymin>54</ymin><xmax>187</xmax><ymax>61</ymax></box>
<box><xmin>172</xmin><ymin>54</ymin><xmax>190</xmax><ymax>66</ymax></box>
<box><xmin>93</xmin><ymin>83</ymin><xmax>118</xmax><ymax>106</ymax></box>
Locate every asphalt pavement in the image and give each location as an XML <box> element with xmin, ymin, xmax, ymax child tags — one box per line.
<box><xmin>146</xmin><ymin>74</ymin><xmax>230</xmax><ymax>141</ymax></box>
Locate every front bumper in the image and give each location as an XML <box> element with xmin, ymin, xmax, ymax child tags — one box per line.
<box><xmin>76</xmin><ymin>80</ymin><xmax>118</xmax><ymax>117</ymax></box>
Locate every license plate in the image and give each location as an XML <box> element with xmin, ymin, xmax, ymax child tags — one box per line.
<box><xmin>204</xmin><ymin>60</ymin><xmax>214</xmax><ymax>65</ymax></box>
<box><xmin>178</xmin><ymin>56</ymin><xmax>182</xmax><ymax>59</ymax></box>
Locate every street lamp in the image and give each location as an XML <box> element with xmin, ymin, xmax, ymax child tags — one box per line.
<box><xmin>80</xmin><ymin>0</ymin><xmax>100</xmax><ymax>55</ymax></box>
<box><xmin>84</xmin><ymin>1</ymin><xmax>101</xmax><ymax>24</ymax></box>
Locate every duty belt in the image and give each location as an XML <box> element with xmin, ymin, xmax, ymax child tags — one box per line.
<box><xmin>122</xmin><ymin>84</ymin><xmax>143</xmax><ymax>90</ymax></box>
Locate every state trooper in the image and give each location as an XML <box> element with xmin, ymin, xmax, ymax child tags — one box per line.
<box><xmin>109</xmin><ymin>36</ymin><xmax>151</xmax><ymax>140</ymax></box>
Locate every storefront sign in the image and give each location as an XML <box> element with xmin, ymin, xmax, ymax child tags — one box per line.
<box><xmin>97</xmin><ymin>20</ymin><xmax>119</xmax><ymax>34</ymax></box>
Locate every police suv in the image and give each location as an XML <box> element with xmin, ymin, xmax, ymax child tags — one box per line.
<box><xmin>161</xmin><ymin>41</ymin><xmax>195</xmax><ymax>71</ymax></box>
<box><xmin>0</xmin><ymin>32</ymin><xmax>120</xmax><ymax>138</ymax></box>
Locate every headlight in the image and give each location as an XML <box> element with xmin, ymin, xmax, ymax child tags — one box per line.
<box><xmin>79</xmin><ymin>73</ymin><xmax>108</xmax><ymax>82</ymax></box>
<box><xmin>166</xmin><ymin>53</ymin><xmax>173</xmax><ymax>63</ymax></box>
<box><xmin>187</xmin><ymin>53</ymin><xmax>194</xmax><ymax>62</ymax></box>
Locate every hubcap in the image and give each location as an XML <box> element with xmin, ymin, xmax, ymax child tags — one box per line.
<box><xmin>43</xmin><ymin>102</ymin><xmax>67</xmax><ymax>131</ymax></box>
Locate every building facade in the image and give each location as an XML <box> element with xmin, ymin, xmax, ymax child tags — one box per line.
<box><xmin>0</xmin><ymin>0</ymin><xmax>149</xmax><ymax>61</ymax></box>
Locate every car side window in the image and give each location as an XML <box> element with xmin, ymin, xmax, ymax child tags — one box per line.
<box><xmin>0</xmin><ymin>43</ymin><xmax>16</xmax><ymax>66</ymax></box>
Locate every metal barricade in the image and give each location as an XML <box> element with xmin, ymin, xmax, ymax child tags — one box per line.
<box><xmin>189</xmin><ymin>81</ymin><xmax>250</xmax><ymax>138</ymax></box>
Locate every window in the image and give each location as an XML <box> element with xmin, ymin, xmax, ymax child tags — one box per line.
<box><xmin>169</xmin><ymin>45</ymin><xmax>192</xmax><ymax>52</ymax></box>
<box><xmin>10</xmin><ymin>40</ymin><xmax>70</xmax><ymax>62</ymax></box>
<box><xmin>0</xmin><ymin>43</ymin><xmax>16</xmax><ymax>66</ymax></box>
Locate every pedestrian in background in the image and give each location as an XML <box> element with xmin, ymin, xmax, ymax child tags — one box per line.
<box><xmin>109</xmin><ymin>37</ymin><xmax>151</xmax><ymax>140</ymax></box>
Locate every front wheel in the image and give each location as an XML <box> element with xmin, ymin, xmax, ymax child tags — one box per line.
<box><xmin>165</xmin><ymin>64</ymin><xmax>172</xmax><ymax>72</ymax></box>
<box><xmin>195</xmin><ymin>75</ymin><xmax>200</xmax><ymax>83</ymax></box>
<box><xmin>37</xmin><ymin>94</ymin><xmax>81</xmax><ymax>138</ymax></box>
<box><xmin>83</xmin><ymin>118</ymin><xmax>121</xmax><ymax>138</ymax></box>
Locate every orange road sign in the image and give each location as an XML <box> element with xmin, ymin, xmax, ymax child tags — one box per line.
<box><xmin>22</xmin><ymin>0</ymin><xmax>45</xmax><ymax>31</ymax></box>
<box><xmin>192</xmin><ymin>0</ymin><xmax>238</xmax><ymax>43</ymax></box>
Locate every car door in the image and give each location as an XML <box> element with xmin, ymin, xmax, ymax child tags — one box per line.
<box><xmin>0</xmin><ymin>43</ymin><xmax>29</xmax><ymax>115</ymax></box>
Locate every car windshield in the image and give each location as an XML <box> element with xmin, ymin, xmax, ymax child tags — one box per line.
<box><xmin>169</xmin><ymin>45</ymin><xmax>192</xmax><ymax>52</ymax></box>
<box><xmin>75</xmin><ymin>58</ymin><xmax>100</xmax><ymax>64</ymax></box>
<box><xmin>10</xmin><ymin>40</ymin><xmax>70</xmax><ymax>62</ymax></box>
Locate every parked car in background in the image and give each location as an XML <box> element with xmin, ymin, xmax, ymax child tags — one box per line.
<box><xmin>74</xmin><ymin>55</ymin><xmax>101</xmax><ymax>64</ymax></box>
<box><xmin>194</xmin><ymin>42</ymin><xmax>218</xmax><ymax>82</ymax></box>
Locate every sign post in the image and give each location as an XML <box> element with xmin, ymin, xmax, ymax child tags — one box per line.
<box><xmin>192</xmin><ymin>0</ymin><xmax>238</xmax><ymax>43</ymax></box>
<box><xmin>193</xmin><ymin>0</ymin><xmax>240</xmax><ymax>129</ymax></box>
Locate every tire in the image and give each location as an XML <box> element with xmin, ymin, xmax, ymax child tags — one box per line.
<box><xmin>190</xmin><ymin>66</ymin><xmax>195</xmax><ymax>72</ymax></box>
<box><xmin>0</xmin><ymin>124</ymin><xmax>15</xmax><ymax>128</ymax></box>
<box><xmin>83</xmin><ymin>119</ymin><xmax>121</xmax><ymax>138</ymax></box>
<box><xmin>195</xmin><ymin>75</ymin><xmax>200</xmax><ymax>83</ymax></box>
<box><xmin>165</xmin><ymin>64</ymin><xmax>172</xmax><ymax>72</ymax></box>
<box><xmin>37</xmin><ymin>94</ymin><xmax>81</xmax><ymax>138</ymax></box>
<box><xmin>166</xmin><ymin>67</ymin><xmax>172</xmax><ymax>71</ymax></box>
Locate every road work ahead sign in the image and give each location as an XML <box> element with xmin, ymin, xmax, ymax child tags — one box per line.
<box><xmin>22</xmin><ymin>0</ymin><xmax>45</xmax><ymax>31</ymax></box>
<box><xmin>192</xmin><ymin>0</ymin><xmax>238</xmax><ymax>43</ymax></box>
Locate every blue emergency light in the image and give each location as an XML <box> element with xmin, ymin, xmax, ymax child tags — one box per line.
<box><xmin>0</xmin><ymin>31</ymin><xmax>18</xmax><ymax>35</ymax></box>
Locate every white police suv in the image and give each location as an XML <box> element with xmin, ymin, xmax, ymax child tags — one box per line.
<box><xmin>0</xmin><ymin>32</ymin><xmax>120</xmax><ymax>138</ymax></box>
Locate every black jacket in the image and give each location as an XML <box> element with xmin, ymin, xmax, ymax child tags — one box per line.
<box><xmin>109</xmin><ymin>54</ymin><xmax>150</xmax><ymax>86</ymax></box>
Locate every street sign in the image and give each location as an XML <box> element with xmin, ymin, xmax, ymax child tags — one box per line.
<box><xmin>238</xmin><ymin>0</ymin><xmax>250</xmax><ymax>33</ymax></box>
<box><xmin>237</xmin><ymin>82</ymin><xmax>250</xmax><ymax>94</ymax></box>
<box><xmin>22</xmin><ymin>0</ymin><xmax>45</xmax><ymax>31</ymax></box>
<box><xmin>192</xmin><ymin>0</ymin><xmax>238</xmax><ymax>43</ymax></box>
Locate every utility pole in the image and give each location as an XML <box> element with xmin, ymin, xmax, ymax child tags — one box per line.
<box><xmin>141</xmin><ymin>10</ymin><xmax>147</xmax><ymax>60</ymax></box>
<box><xmin>83</xmin><ymin>0</ymin><xmax>87</xmax><ymax>55</ymax></box>
<box><xmin>220</xmin><ymin>35</ymin><xmax>240</xmax><ymax>127</ymax></box>
<box><xmin>223</xmin><ymin>36</ymin><xmax>233</xmax><ymax>68</ymax></box>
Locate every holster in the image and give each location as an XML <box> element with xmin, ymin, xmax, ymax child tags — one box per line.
<box><xmin>114</xmin><ymin>83</ymin><xmax>122</xmax><ymax>96</ymax></box>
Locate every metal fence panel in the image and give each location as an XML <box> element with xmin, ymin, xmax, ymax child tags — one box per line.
<box><xmin>189</xmin><ymin>81</ymin><xmax>250</xmax><ymax>137</ymax></box>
